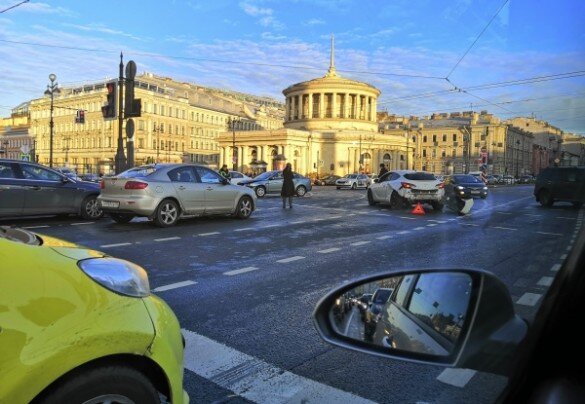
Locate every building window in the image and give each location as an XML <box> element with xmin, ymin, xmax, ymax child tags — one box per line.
<box><xmin>423</xmin><ymin>135</ymin><xmax>427</xmax><ymax>143</ymax></box>
<box><xmin>422</xmin><ymin>149</ymin><xmax>427</xmax><ymax>157</ymax></box>
<box><xmin>453</xmin><ymin>133</ymin><xmax>457</xmax><ymax>141</ymax></box>
<box><xmin>441</xmin><ymin>150</ymin><xmax>446</xmax><ymax>157</ymax></box>
<box><xmin>432</xmin><ymin>135</ymin><xmax>437</xmax><ymax>143</ymax></box>
<box><xmin>442</xmin><ymin>134</ymin><xmax>447</xmax><ymax>142</ymax></box>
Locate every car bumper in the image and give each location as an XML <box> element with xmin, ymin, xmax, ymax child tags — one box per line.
<box><xmin>400</xmin><ymin>189</ymin><xmax>444</xmax><ymax>202</ymax></box>
<box><xmin>97</xmin><ymin>195</ymin><xmax>161</xmax><ymax>216</ymax></box>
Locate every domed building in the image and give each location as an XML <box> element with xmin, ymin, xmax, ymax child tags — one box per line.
<box><xmin>219</xmin><ymin>38</ymin><xmax>410</xmax><ymax>176</ymax></box>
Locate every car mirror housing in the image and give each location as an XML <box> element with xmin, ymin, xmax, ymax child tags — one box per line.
<box><xmin>221</xmin><ymin>177</ymin><xmax>230</xmax><ymax>185</ymax></box>
<box><xmin>313</xmin><ymin>268</ymin><xmax>527</xmax><ymax>376</ymax></box>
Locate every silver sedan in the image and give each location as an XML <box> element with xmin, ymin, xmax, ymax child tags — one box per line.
<box><xmin>98</xmin><ymin>163</ymin><xmax>257</xmax><ymax>227</ymax></box>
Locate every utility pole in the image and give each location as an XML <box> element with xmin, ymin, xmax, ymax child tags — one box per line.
<box><xmin>114</xmin><ymin>52</ymin><xmax>126</xmax><ymax>173</ymax></box>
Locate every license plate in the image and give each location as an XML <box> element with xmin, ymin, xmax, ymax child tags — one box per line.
<box><xmin>471</xmin><ymin>190</ymin><xmax>480</xmax><ymax>194</ymax></box>
<box><xmin>100</xmin><ymin>200</ymin><xmax>120</xmax><ymax>208</ymax></box>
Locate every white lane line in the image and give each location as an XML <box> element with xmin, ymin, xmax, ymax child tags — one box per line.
<box><xmin>71</xmin><ymin>222</ymin><xmax>94</xmax><ymax>226</ymax></box>
<box><xmin>22</xmin><ymin>225</ymin><xmax>50</xmax><ymax>229</ymax></box>
<box><xmin>350</xmin><ymin>241</ymin><xmax>371</xmax><ymax>246</ymax></box>
<box><xmin>153</xmin><ymin>280</ymin><xmax>197</xmax><ymax>292</ymax></box>
<box><xmin>199</xmin><ymin>232</ymin><xmax>220</xmax><ymax>236</ymax></box>
<box><xmin>399</xmin><ymin>216</ymin><xmax>417</xmax><ymax>220</ymax></box>
<box><xmin>567</xmin><ymin>245</ymin><xmax>572</xmax><ymax>251</ymax></box>
<box><xmin>516</xmin><ymin>293</ymin><xmax>542</xmax><ymax>306</ymax></box>
<box><xmin>491</xmin><ymin>226</ymin><xmax>517</xmax><ymax>231</ymax></box>
<box><xmin>224</xmin><ymin>267</ymin><xmax>259</xmax><ymax>276</ymax></box>
<box><xmin>154</xmin><ymin>236</ymin><xmax>181</xmax><ymax>242</ymax></box>
<box><xmin>234</xmin><ymin>227</ymin><xmax>254</xmax><ymax>232</ymax></box>
<box><xmin>276</xmin><ymin>256</ymin><xmax>305</xmax><ymax>263</ymax></box>
<box><xmin>343</xmin><ymin>309</ymin><xmax>356</xmax><ymax>336</ymax></box>
<box><xmin>100</xmin><ymin>242</ymin><xmax>132</xmax><ymax>248</ymax></box>
<box><xmin>374</xmin><ymin>213</ymin><xmax>390</xmax><ymax>217</ymax></box>
<box><xmin>524</xmin><ymin>214</ymin><xmax>541</xmax><ymax>217</ymax></box>
<box><xmin>556</xmin><ymin>216</ymin><xmax>575</xmax><ymax>220</ymax></box>
<box><xmin>347</xmin><ymin>213</ymin><xmax>357</xmax><ymax>217</ymax></box>
<box><xmin>550</xmin><ymin>264</ymin><xmax>561</xmax><ymax>272</ymax></box>
<box><xmin>427</xmin><ymin>220</ymin><xmax>447</xmax><ymax>223</ymax></box>
<box><xmin>318</xmin><ymin>248</ymin><xmax>341</xmax><ymax>254</ymax></box>
<box><xmin>414</xmin><ymin>227</ymin><xmax>425</xmax><ymax>231</ymax></box>
<box><xmin>537</xmin><ymin>231</ymin><xmax>562</xmax><ymax>236</ymax></box>
<box><xmin>436</xmin><ymin>368</ymin><xmax>477</xmax><ymax>388</ymax></box>
<box><xmin>426</xmin><ymin>224</ymin><xmax>438</xmax><ymax>227</ymax></box>
<box><xmin>537</xmin><ymin>276</ymin><xmax>554</xmax><ymax>287</ymax></box>
<box><xmin>329</xmin><ymin>215</ymin><xmax>342</xmax><ymax>219</ymax></box>
<box><xmin>376</xmin><ymin>235</ymin><xmax>393</xmax><ymax>240</ymax></box>
<box><xmin>291</xmin><ymin>221</ymin><xmax>305</xmax><ymax>225</ymax></box>
<box><xmin>460</xmin><ymin>223</ymin><xmax>479</xmax><ymax>227</ymax></box>
<box><xmin>262</xmin><ymin>224</ymin><xmax>279</xmax><ymax>228</ymax></box>
<box><xmin>560</xmin><ymin>254</ymin><xmax>567</xmax><ymax>260</ymax></box>
<box><xmin>397</xmin><ymin>230</ymin><xmax>410</xmax><ymax>235</ymax></box>
<box><xmin>182</xmin><ymin>329</ymin><xmax>375</xmax><ymax>404</ymax></box>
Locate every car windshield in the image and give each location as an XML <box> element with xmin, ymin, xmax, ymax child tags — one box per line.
<box><xmin>454</xmin><ymin>175</ymin><xmax>481</xmax><ymax>183</ymax></box>
<box><xmin>372</xmin><ymin>289</ymin><xmax>392</xmax><ymax>304</ymax></box>
<box><xmin>404</xmin><ymin>172</ymin><xmax>437</xmax><ymax>181</ymax></box>
<box><xmin>117</xmin><ymin>166</ymin><xmax>158</xmax><ymax>178</ymax></box>
<box><xmin>253</xmin><ymin>171</ymin><xmax>275</xmax><ymax>181</ymax></box>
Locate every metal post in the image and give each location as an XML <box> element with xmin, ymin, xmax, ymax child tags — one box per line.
<box><xmin>44</xmin><ymin>74</ymin><xmax>59</xmax><ymax>168</ymax></box>
<box><xmin>358</xmin><ymin>133</ymin><xmax>362</xmax><ymax>173</ymax></box>
<box><xmin>114</xmin><ymin>52</ymin><xmax>126</xmax><ymax>173</ymax></box>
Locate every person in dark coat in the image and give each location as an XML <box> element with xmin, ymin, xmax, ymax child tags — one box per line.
<box><xmin>378</xmin><ymin>163</ymin><xmax>388</xmax><ymax>177</ymax></box>
<box><xmin>281</xmin><ymin>163</ymin><xmax>295</xmax><ymax>208</ymax></box>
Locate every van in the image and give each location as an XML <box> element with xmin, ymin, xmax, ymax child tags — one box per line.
<box><xmin>534</xmin><ymin>166</ymin><xmax>585</xmax><ymax>208</ymax></box>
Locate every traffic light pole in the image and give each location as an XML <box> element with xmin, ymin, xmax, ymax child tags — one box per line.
<box><xmin>114</xmin><ymin>52</ymin><xmax>126</xmax><ymax>174</ymax></box>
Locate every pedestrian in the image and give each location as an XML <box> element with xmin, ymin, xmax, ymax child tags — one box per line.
<box><xmin>219</xmin><ymin>164</ymin><xmax>230</xmax><ymax>179</ymax></box>
<box><xmin>378</xmin><ymin>163</ymin><xmax>388</xmax><ymax>177</ymax></box>
<box><xmin>281</xmin><ymin>162</ymin><xmax>295</xmax><ymax>209</ymax></box>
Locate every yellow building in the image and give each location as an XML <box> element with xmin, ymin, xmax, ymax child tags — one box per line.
<box><xmin>0</xmin><ymin>102</ymin><xmax>34</xmax><ymax>161</ymax></box>
<box><xmin>26</xmin><ymin>73</ymin><xmax>283</xmax><ymax>174</ymax></box>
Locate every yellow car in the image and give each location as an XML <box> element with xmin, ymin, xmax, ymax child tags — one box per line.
<box><xmin>0</xmin><ymin>226</ymin><xmax>189</xmax><ymax>404</ymax></box>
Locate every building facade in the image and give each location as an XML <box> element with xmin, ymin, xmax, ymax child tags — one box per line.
<box><xmin>0</xmin><ymin>102</ymin><xmax>34</xmax><ymax>161</ymax></box>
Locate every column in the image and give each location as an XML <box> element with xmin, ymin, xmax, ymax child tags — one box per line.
<box><xmin>372</xmin><ymin>98</ymin><xmax>377</xmax><ymax>122</ymax></box>
<box><xmin>352</xmin><ymin>94</ymin><xmax>357</xmax><ymax>119</ymax></box>
<box><xmin>285</xmin><ymin>97</ymin><xmax>289</xmax><ymax>121</ymax></box>
<box><xmin>308</xmin><ymin>94</ymin><xmax>313</xmax><ymax>119</ymax></box>
<box><xmin>242</xmin><ymin>145</ymin><xmax>249</xmax><ymax>168</ymax></box>
<box><xmin>220</xmin><ymin>147</ymin><xmax>225</xmax><ymax>166</ymax></box>
<box><xmin>298</xmin><ymin>94</ymin><xmax>303</xmax><ymax>119</ymax></box>
<box><xmin>332</xmin><ymin>92</ymin><xmax>337</xmax><ymax>118</ymax></box>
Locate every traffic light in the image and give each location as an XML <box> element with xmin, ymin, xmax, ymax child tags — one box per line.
<box><xmin>75</xmin><ymin>109</ymin><xmax>85</xmax><ymax>124</ymax></box>
<box><xmin>101</xmin><ymin>81</ymin><xmax>117</xmax><ymax>119</ymax></box>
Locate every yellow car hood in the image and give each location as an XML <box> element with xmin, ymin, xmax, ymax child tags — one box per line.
<box><xmin>39</xmin><ymin>234</ymin><xmax>106</xmax><ymax>261</ymax></box>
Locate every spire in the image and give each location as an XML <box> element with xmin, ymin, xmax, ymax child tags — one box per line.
<box><xmin>326</xmin><ymin>34</ymin><xmax>337</xmax><ymax>77</ymax></box>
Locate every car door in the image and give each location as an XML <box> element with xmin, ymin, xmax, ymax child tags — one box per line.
<box><xmin>383</xmin><ymin>172</ymin><xmax>401</xmax><ymax>201</ymax></box>
<box><xmin>195</xmin><ymin>166</ymin><xmax>236</xmax><ymax>213</ymax></box>
<box><xmin>168</xmin><ymin>166</ymin><xmax>205</xmax><ymax>214</ymax></box>
<box><xmin>267</xmin><ymin>171</ymin><xmax>284</xmax><ymax>194</ymax></box>
<box><xmin>0</xmin><ymin>161</ymin><xmax>26</xmax><ymax>216</ymax></box>
<box><xmin>357</xmin><ymin>175</ymin><xmax>368</xmax><ymax>188</ymax></box>
<box><xmin>557</xmin><ymin>168</ymin><xmax>580</xmax><ymax>201</ymax></box>
<box><xmin>18</xmin><ymin>163</ymin><xmax>77</xmax><ymax>215</ymax></box>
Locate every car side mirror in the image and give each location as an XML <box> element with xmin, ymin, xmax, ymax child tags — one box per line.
<box><xmin>221</xmin><ymin>177</ymin><xmax>230</xmax><ymax>185</ymax></box>
<box><xmin>61</xmin><ymin>176</ymin><xmax>71</xmax><ymax>183</ymax></box>
<box><xmin>374</xmin><ymin>179</ymin><xmax>379</xmax><ymax>183</ymax></box>
<box><xmin>313</xmin><ymin>268</ymin><xmax>527</xmax><ymax>376</ymax></box>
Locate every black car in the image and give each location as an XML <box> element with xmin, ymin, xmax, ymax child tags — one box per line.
<box><xmin>314</xmin><ymin>175</ymin><xmax>341</xmax><ymax>186</ymax></box>
<box><xmin>363</xmin><ymin>288</ymin><xmax>393</xmax><ymax>340</ymax></box>
<box><xmin>0</xmin><ymin>159</ymin><xmax>103</xmax><ymax>219</ymax></box>
<box><xmin>534</xmin><ymin>166</ymin><xmax>585</xmax><ymax>208</ymax></box>
<box><xmin>445</xmin><ymin>174</ymin><xmax>488</xmax><ymax>199</ymax></box>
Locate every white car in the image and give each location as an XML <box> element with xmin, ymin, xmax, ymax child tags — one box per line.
<box><xmin>336</xmin><ymin>174</ymin><xmax>369</xmax><ymax>189</ymax></box>
<box><xmin>367</xmin><ymin>170</ymin><xmax>445</xmax><ymax>210</ymax></box>
<box><xmin>229</xmin><ymin>170</ymin><xmax>252</xmax><ymax>185</ymax></box>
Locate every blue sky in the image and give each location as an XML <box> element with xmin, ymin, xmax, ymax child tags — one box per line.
<box><xmin>1</xmin><ymin>0</ymin><xmax>584</xmax><ymax>133</ymax></box>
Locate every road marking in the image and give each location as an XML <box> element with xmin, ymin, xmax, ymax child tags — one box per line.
<box><xmin>567</xmin><ymin>245</ymin><xmax>572</xmax><ymax>251</ymax></box>
<box><xmin>426</xmin><ymin>223</ymin><xmax>438</xmax><ymax>227</ymax></box>
<box><xmin>399</xmin><ymin>216</ymin><xmax>417</xmax><ymax>220</ymax></box>
<box><xmin>235</xmin><ymin>227</ymin><xmax>254</xmax><ymax>232</ymax></box>
<box><xmin>100</xmin><ymin>242</ymin><xmax>132</xmax><ymax>248</ymax></box>
<box><xmin>516</xmin><ymin>292</ymin><xmax>542</xmax><ymax>306</ymax></box>
<box><xmin>460</xmin><ymin>223</ymin><xmax>479</xmax><ymax>227</ymax></box>
<box><xmin>350</xmin><ymin>241</ymin><xmax>371</xmax><ymax>246</ymax></box>
<box><xmin>153</xmin><ymin>280</ymin><xmax>197</xmax><ymax>292</ymax></box>
<box><xmin>199</xmin><ymin>231</ymin><xmax>220</xmax><ymax>236</ymax></box>
<box><xmin>262</xmin><ymin>224</ymin><xmax>279</xmax><ymax>228</ymax></box>
<box><xmin>537</xmin><ymin>231</ymin><xmax>562</xmax><ymax>236</ymax></box>
<box><xmin>560</xmin><ymin>254</ymin><xmax>567</xmax><ymax>260</ymax></box>
<box><xmin>224</xmin><ymin>267</ymin><xmax>259</xmax><ymax>276</ymax></box>
<box><xmin>374</xmin><ymin>213</ymin><xmax>390</xmax><ymax>217</ymax></box>
<box><xmin>414</xmin><ymin>227</ymin><xmax>425</xmax><ymax>231</ymax></box>
<box><xmin>397</xmin><ymin>230</ymin><xmax>410</xmax><ymax>235</ymax></box>
<box><xmin>154</xmin><ymin>236</ymin><xmax>181</xmax><ymax>242</ymax></box>
<box><xmin>556</xmin><ymin>216</ymin><xmax>575</xmax><ymax>220</ymax></box>
<box><xmin>491</xmin><ymin>226</ymin><xmax>517</xmax><ymax>231</ymax></box>
<box><xmin>22</xmin><ymin>225</ymin><xmax>50</xmax><ymax>229</ymax></box>
<box><xmin>427</xmin><ymin>220</ymin><xmax>447</xmax><ymax>223</ymax></box>
<box><xmin>276</xmin><ymin>256</ymin><xmax>305</xmax><ymax>263</ymax></box>
<box><xmin>524</xmin><ymin>214</ymin><xmax>541</xmax><ymax>217</ymax></box>
<box><xmin>343</xmin><ymin>309</ymin><xmax>356</xmax><ymax>336</ymax></box>
<box><xmin>550</xmin><ymin>264</ymin><xmax>561</xmax><ymax>272</ymax></box>
<box><xmin>376</xmin><ymin>235</ymin><xmax>392</xmax><ymax>240</ymax></box>
<box><xmin>329</xmin><ymin>215</ymin><xmax>342</xmax><ymax>219</ymax></box>
<box><xmin>318</xmin><ymin>248</ymin><xmax>341</xmax><ymax>254</ymax></box>
<box><xmin>436</xmin><ymin>368</ymin><xmax>477</xmax><ymax>388</ymax></box>
<box><xmin>182</xmin><ymin>329</ymin><xmax>375</xmax><ymax>404</ymax></box>
<box><xmin>291</xmin><ymin>221</ymin><xmax>305</xmax><ymax>224</ymax></box>
<box><xmin>347</xmin><ymin>213</ymin><xmax>356</xmax><ymax>217</ymax></box>
<box><xmin>537</xmin><ymin>276</ymin><xmax>554</xmax><ymax>287</ymax></box>
<box><xmin>70</xmin><ymin>222</ymin><xmax>94</xmax><ymax>226</ymax></box>
<box><xmin>496</xmin><ymin>212</ymin><xmax>513</xmax><ymax>215</ymax></box>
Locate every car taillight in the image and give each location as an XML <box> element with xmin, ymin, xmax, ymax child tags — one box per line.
<box><xmin>436</xmin><ymin>182</ymin><xmax>445</xmax><ymax>189</ymax></box>
<box><xmin>400</xmin><ymin>182</ymin><xmax>415</xmax><ymax>189</ymax></box>
<box><xmin>100</xmin><ymin>180</ymin><xmax>105</xmax><ymax>189</ymax></box>
<box><xmin>125</xmin><ymin>181</ymin><xmax>148</xmax><ymax>190</ymax></box>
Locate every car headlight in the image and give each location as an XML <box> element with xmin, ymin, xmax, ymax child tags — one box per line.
<box><xmin>483</xmin><ymin>187</ymin><xmax>488</xmax><ymax>190</ymax></box>
<box><xmin>455</xmin><ymin>185</ymin><xmax>464</xmax><ymax>190</ymax></box>
<box><xmin>78</xmin><ymin>257</ymin><xmax>150</xmax><ymax>297</ymax></box>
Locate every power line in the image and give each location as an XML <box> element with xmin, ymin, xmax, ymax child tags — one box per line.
<box><xmin>446</xmin><ymin>0</ymin><xmax>509</xmax><ymax>79</ymax></box>
<box><xmin>0</xmin><ymin>0</ymin><xmax>29</xmax><ymax>13</ymax></box>
<box><xmin>458</xmin><ymin>88</ymin><xmax>515</xmax><ymax>113</ymax></box>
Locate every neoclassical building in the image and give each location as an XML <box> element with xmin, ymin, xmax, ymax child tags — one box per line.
<box><xmin>218</xmin><ymin>39</ymin><xmax>411</xmax><ymax>176</ymax></box>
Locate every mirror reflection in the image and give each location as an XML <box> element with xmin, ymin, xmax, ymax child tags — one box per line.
<box><xmin>330</xmin><ymin>272</ymin><xmax>472</xmax><ymax>357</ymax></box>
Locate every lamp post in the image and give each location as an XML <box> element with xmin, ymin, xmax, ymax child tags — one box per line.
<box><xmin>228</xmin><ymin>117</ymin><xmax>240</xmax><ymax>171</ymax></box>
<box><xmin>44</xmin><ymin>73</ymin><xmax>60</xmax><ymax>168</ymax></box>
<box><xmin>153</xmin><ymin>124</ymin><xmax>161</xmax><ymax>163</ymax></box>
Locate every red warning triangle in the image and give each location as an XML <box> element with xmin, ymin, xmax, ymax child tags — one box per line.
<box><xmin>411</xmin><ymin>202</ymin><xmax>425</xmax><ymax>215</ymax></box>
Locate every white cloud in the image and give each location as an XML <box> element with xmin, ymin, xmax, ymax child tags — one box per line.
<box><xmin>239</xmin><ymin>1</ymin><xmax>284</xmax><ymax>30</ymax></box>
<box><xmin>62</xmin><ymin>23</ymin><xmax>149</xmax><ymax>42</ymax></box>
<box><xmin>303</xmin><ymin>18</ymin><xmax>325</xmax><ymax>26</ymax></box>
<box><xmin>0</xmin><ymin>1</ymin><xmax>75</xmax><ymax>16</ymax></box>
<box><xmin>261</xmin><ymin>32</ymin><xmax>287</xmax><ymax>41</ymax></box>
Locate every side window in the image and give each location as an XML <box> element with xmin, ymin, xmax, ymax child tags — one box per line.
<box><xmin>566</xmin><ymin>169</ymin><xmax>577</xmax><ymax>182</ymax></box>
<box><xmin>272</xmin><ymin>172</ymin><xmax>283</xmax><ymax>180</ymax></box>
<box><xmin>21</xmin><ymin>165</ymin><xmax>62</xmax><ymax>181</ymax></box>
<box><xmin>293</xmin><ymin>173</ymin><xmax>301</xmax><ymax>179</ymax></box>
<box><xmin>406</xmin><ymin>273</ymin><xmax>472</xmax><ymax>343</ymax></box>
<box><xmin>195</xmin><ymin>166</ymin><xmax>222</xmax><ymax>184</ymax></box>
<box><xmin>168</xmin><ymin>167</ymin><xmax>196</xmax><ymax>183</ymax></box>
<box><xmin>390</xmin><ymin>173</ymin><xmax>401</xmax><ymax>181</ymax></box>
<box><xmin>231</xmin><ymin>172</ymin><xmax>243</xmax><ymax>179</ymax></box>
<box><xmin>379</xmin><ymin>172</ymin><xmax>391</xmax><ymax>182</ymax></box>
<box><xmin>393</xmin><ymin>275</ymin><xmax>415</xmax><ymax>307</ymax></box>
<box><xmin>0</xmin><ymin>162</ymin><xmax>17</xmax><ymax>178</ymax></box>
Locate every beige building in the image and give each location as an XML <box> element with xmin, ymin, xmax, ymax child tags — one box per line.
<box><xmin>0</xmin><ymin>102</ymin><xmax>35</xmax><ymax>161</ymax></box>
<box><xmin>25</xmin><ymin>73</ymin><xmax>283</xmax><ymax>174</ymax></box>
<box><xmin>219</xmin><ymin>39</ymin><xmax>410</xmax><ymax>176</ymax></box>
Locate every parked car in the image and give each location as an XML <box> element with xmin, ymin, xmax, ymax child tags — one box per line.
<box><xmin>0</xmin><ymin>226</ymin><xmax>188</xmax><ymax>404</ymax></box>
<box><xmin>79</xmin><ymin>173</ymin><xmax>101</xmax><ymax>183</ymax></box>
<box><xmin>336</xmin><ymin>173</ymin><xmax>369</xmax><ymax>189</ymax></box>
<box><xmin>98</xmin><ymin>163</ymin><xmax>257</xmax><ymax>227</ymax></box>
<box><xmin>367</xmin><ymin>174</ymin><xmax>378</xmax><ymax>187</ymax></box>
<box><xmin>238</xmin><ymin>170</ymin><xmax>312</xmax><ymax>197</ymax></box>
<box><xmin>367</xmin><ymin>170</ymin><xmax>445</xmax><ymax>210</ymax></box>
<box><xmin>0</xmin><ymin>159</ymin><xmax>103</xmax><ymax>220</ymax></box>
<box><xmin>444</xmin><ymin>174</ymin><xmax>488</xmax><ymax>199</ymax></box>
<box><xmin>502</xmin><ymin>175</ymin><xmax>515</xmax><ymax>184</ymax></box>
<box><xmin>314</xmin><ymin>174</ymin><xmax>341</xmax><ymax>186</ymax></box>
<box><xmin>54</xmin><ymin>167</ymin><xmax>83</xmax><ymax>181</ymax></box>
<box><xmin>487</xmin><ymin>174</ymin><xmax>501</xmax><ymax>185</ymax></box>
<box><xmin>363</xmin><ymin>288</ymin><xmax>394</xmax><ymax>340</ymax></box>
<box><xmin>534</xmin><ymin>166</ymin><xmax>585</xmax><ymax>208</ymax></box>
<box><xmin>517</xmin><ymin>175</ymin><xmax>535</xmax><ymax>184</ymax></box>
<box><xmin>228</xmin><ymin>170</ymin><xmax>252</xmax><ymax>185</ymax></box>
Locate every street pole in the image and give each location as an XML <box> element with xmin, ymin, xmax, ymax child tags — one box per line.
<box><xmin>515</xmin><ymin>140</ymin><xmax>520</xmax><ymax>177</ymax></box>
<box><xmin>44</xmin><ymin>73</ymin><xmax>59</xmax><ymax>168</ymax></box>
<box><xmin>358</xmin><ymin>133</ymin><xmax>362</xmax><ymax>173</ymax></box>
<box><xmin>114</xmin><ymin>52</ymin><xmax>126</xmax><ymax>173</ymax></box>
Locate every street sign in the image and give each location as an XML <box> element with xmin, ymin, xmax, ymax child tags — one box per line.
<box><xmin>20</xmin><ymin>153</ymin><xmax>30</xmax><ymax>161</ymax></box>
<box><xmin>20</xmin><ymin>145</ymin><xmax>30</xmax><ymax>154</ymax></box>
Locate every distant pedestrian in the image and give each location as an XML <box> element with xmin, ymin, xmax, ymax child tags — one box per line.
<box><xmin>378</xmin><ymin>163</ymin><xmax>388</xmax><ymax>177</ymax></box>
<box><xmin>281</xmin><ymin>163</ymin><xmax>295</xmax><ymax>209</ymax></box>
<box><xmin>219</xmin><ymin>164</ymin><xmax>230</xmax><ymax>179</ymax></box>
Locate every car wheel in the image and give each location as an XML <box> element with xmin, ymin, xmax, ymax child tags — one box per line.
<box><xmin>431</xmin><ymin>201</ymin><xmax>443</xmax><ymax>211</ymax></box>
<box><xmin>351</xmin><ymin>183</ymin><xmax>357</xmax><ymax>190</ymax></box>
<box><xmin>389</xmin><ymin>192</ymin><xmax>401</xmax><ymax>210</ymax></box>
<box><xmin>236</xmin><ymin>196</ymin><xmax>253</xmax><ymax>219</ymax></box>
<box><xmin>80</xmin><ymin>195</ymin><xmax>103</xmax><ymax>220</ymax></box>
<box><xmin>538</xmin><ymin>190</ymin><xmax>554</xmax><ymax>207</ymax></box>
<box><xmin>110</xmin><ymin>213</ymin><xmax>135</xmax><ymax>224</ymax></box>
<box><xmin>40</xmin><ymin>365</ymin><xmax>160</xmax><ymax>404</ymax></box>
<box><xmin>255</xmin><ymin>186</ymin><xmax>266</xmax><ymax>198</ymax></box>
<box><xmin>153</xmin><ymin>199</ymin><xmax>180</xmax><ymax>227</ymax></box>
<box><xmin>296</xmin><ymin>185</ymin><xmax>307</xmax><ymax>197</ymax></box>
<box><xmin>367</xmin><ymin>190</ymin><xmax>376</xmax><ymax>206</ymax></box>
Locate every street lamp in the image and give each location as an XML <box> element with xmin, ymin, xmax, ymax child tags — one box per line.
<box><xmin>515</xmin><ymin>140</ymin><xmax>520</xmax><ymax>177</ymax></box>
<box><xmin>153</xmin><ymin>124</ymin><xmax>162</xmax><ymax>163</ymax></box>
<box><xmin>44</xmin><ymin>73</ymin><xmax>60</xmax><ymax>168</ymax></box>
<box><xmin>227</xmin><ymin>117</ymin><xmax>240</xmax><ymax>171</ymax></box>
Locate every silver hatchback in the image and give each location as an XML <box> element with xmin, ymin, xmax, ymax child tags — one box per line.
<box><xmin>98</xmin><ymin>164</ymin><xmax>257</xmax><ymax>227</ymax></box>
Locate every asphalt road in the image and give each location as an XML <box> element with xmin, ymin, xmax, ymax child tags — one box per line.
<box><xmin>3</xmin><ymin>185</ymin><xmax>582</xmax><ymax>404</ymax></box>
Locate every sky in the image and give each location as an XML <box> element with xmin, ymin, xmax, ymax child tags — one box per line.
<box><xmin>1</xmin><ymin>0</ymin><xmax>584</xmax><ymax>134</ymax></box>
